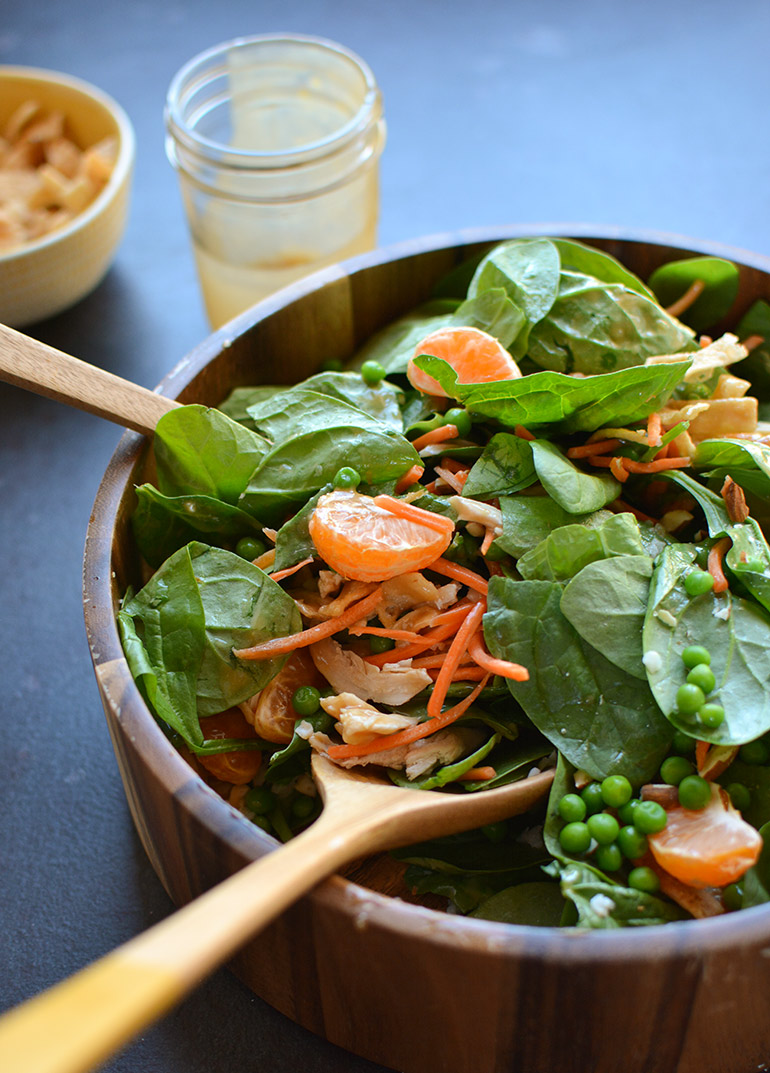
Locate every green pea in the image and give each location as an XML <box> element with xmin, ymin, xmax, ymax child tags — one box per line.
<box><xmin>369</xmin><ymin>635</ymin><xmax>396</xmax><ymax>654</ymax></box>
<box><xmin>291</xmin><ymin>685</ymin><xmax>322</xmax><ymax>716</ymax></box>
<box><xmin>740</xmin><ymin>740</ymin><xmax>770</xmax><ymax>765</ymax></box>
<box><xmin>671</xmin><ymin>730</ymin><xmax>696</xmax><ymax>755</ymax></box>
<box><xmin>443</xmin><ymin>407</ymin><xmax>472</xmax><ymax>437</ymax></box>
<box><xmin>676</xmin><ymin>682</ymin><xmax>706</xmax><ymax>715</ymax></box>
<box><xmin>332</xmin><ymin>466</ymin><xmax>361</xmax><ymax>490</ymax></box>
<box><xmin>586</xmin><ymin>812</ymin><xmax>620</xmax><ymax>845</ymax></box>
<box><xmin>677</xmin><ymin>774</ymin><xmax>711</xmax><ymax>810</ymax></box>
<box><xmin>687</xmin><ymin>664</ymin><xmax>716</xmax><ymax>694</ymax></box>
<box><xmin>361</xmin><ymin>359</ymin><xmax>387</xmax><ymax>385</ymax></box>
<box><xmin>600</xmin><ymin>775</ymin><xmax>633</xmax><ymax>809</ymax></box>
<box><xmin>660</xmin><ymin>755</ymin><xmax>694</xmax><ymax>786</ymax></box>
<box><xmin>722</xmin><ymin>883</ymin><xmax>744</xmax><ymax>911</ymax></box>
<box><xmin>244</xmin><ymin>786</ymin><xmax>277</xmax><ymax>816</ymax></box>
<box><xmin>698</xmin><ymin>702</ymin><xmax>725</xmax><ymax>729</ymax></box>
<box><xmin>291</xmin><ymin>794</ymin><xmax>317</xmax><ymax>819</ymax></box>
<box><xmin>559</xmin><ymin>821</ymin><xmax>592</xmax><ymax>855</ymax></box>
<box><xmin>235</xmin><ymin>535</ymin><xmax>267</xmax><ymax>561</ymax></box>
<box><xmin>633</xmin><ymin>800</ymin><xmax>668</xmax><ymax>834</ymax></box>
<box><xmin>682</xmin><ymin>645</ymin><xmax>711</xmax><ymax>668</ymax></box>
<box><xmin>558</xmin><ymin>793</ymin><xmax>587</xmax><ymax>823</ymax></box>
<box><xmin>617</xmin><ymin>798</ymin><xmax>641</xmax><ymax>825</ymax></box>
<box><xmin>482</xmin><ymin>821</ymin><xmax>508</xmax><ymax>843</ymax></box>
<box><xmin>580</xmin><ymin>782</ymin><xmax>605</xmax><ymax>816</ymax></box>
<box><xmin>727</xmin><ymin>783</ymin><xmax>751</xmax><ymax>812</ymax></box>
<box><xmin>684</xmin><ymin>568</ymin><xmax>715</xmax><ymax>596</ymax></box>
<box><xmin>595</xmin><ymin>842</ymin><xmax>622</xmax><ymax>872</ymax></box>
<box><xmin>628</xmin><ymin>866</ymin><xmax>661</xmax><ymax>893</ymax></box>
<box><xmin>617</xmin><ymin>825</ymin><xmax>648</xmax><ymax>860</ymax></box>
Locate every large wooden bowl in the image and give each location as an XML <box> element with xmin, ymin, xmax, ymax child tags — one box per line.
<box><xmin>83</xmin><ymin>226</ymin><xmax>770</xmax><ymax>1073</ymax></box>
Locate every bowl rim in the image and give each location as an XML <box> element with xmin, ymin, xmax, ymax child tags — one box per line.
<box><xmin>0</xmin><ymin>64</ymin><xmax>136</xmax><ymax>263</ymax></box>
<box><xmin>84</xmin><ymin>223</ymin><xmax>770</xmax><ymax>962</ymax></box>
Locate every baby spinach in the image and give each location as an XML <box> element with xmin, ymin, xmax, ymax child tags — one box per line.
<box><xmin>544</xmin><ymin>859</ymin><xmax>684</xmax><ymax>928</ymax></box>
<box><xmin>218</xmin><ymin>386</ymin><xmax>282</xmax><ymax>427</ymax></box>
<box><xmin>494</xmin><ymin>495</ymin><xmax>597</xmax><ymax>558</ymax></box>
<box><xmin>517</xmin><ymin>511</ymin><xmax>645</xmax><ymax>581</ymax></box>
<box><xmin>741</xmin><ymin>821</ymin><xmax>770</xmax><ymax>908</ymax></box>
<box><xmin>484</xmin><ymin>576</ymin><xmax>672</xmax><ymax>783</ymax></box>
<box><xmin>451</xmin><ymin>288</ymin><xmax>526</xmax><ymax>350</ymax></box>
<box><xmin>643</xmin><ymin>544</ymin><xmax>770</xmax><ymax>744</ymax></box>
<box><xmin>530</xmin><ymin>439</ymin><xmax>621</xmax><ymax>512</ymax></box>
<box><xmin>552</xmin><ymin>238</ymin><xmax>656</xmax><ymax>300</ymax></box>
<box><xmin>647</xmin><ymin>256</ymin><xmax>739</xmax><ymax>333</ymax></box>
<box><xmin>119</xmin><ymin>543</ymin><xmax>300</xmax><ymax>748</ymax></box>
<box><xmin>470</xmin><ymin>881</ymin><xmax>566</xmax><ymax>926</ymax></box>
<box><xmin>461</xmin><ymin>432</ymin><xmax>536</xmax><ymax>498</ymax></box>
<box><xmin>349</xmin><ymin>299</ymin><xmax>460</xmax><ymax>375</ymax></box>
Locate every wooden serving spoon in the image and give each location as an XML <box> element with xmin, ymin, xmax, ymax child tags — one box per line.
<box><xmin>0</xmin><ymin>320</ymin><xmax>556</xmax><ymax>1072</ymax></box>
<box><xmin>0</xmin><ymin>756</ymin><xmax>554</xmax><ymax>1073</ymax></box>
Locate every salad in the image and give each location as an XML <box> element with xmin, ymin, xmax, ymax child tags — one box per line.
<box><xmin>119</xmin><ymin>236</ymin><xmax>770</xmax><ymax>929</ymax></box>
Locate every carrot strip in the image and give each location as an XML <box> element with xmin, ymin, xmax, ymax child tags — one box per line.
<box><xmin>269</xmin><ymin>556</ymin><xmax>314</xmax><ymax>582</ymax></box>
<box><xmin>708</xmin><ymin>537</ymin><xmax>731</xmax><ymax>594</ymax></box>
<box><xmin>514</xmin><ymin>425</ymin><xmax>535</xmax><ymax>441</ymax></box>
<box><xmin>410</xmin><ymin>424</ymin><xmax>460</xmax><ymax>453</ymax></box>
<box><xmin>411</xmin><ymin>653</ymin><xmax>476</xmax><ymax>669</ymax></box>
<box><xmin>457</xmin><ymin>766</ymin><xmax>497</xmax><ymax>781</ymax></box>
<box><xmin>394</xmin><ymin>464</ymin><xmax>425</xmax><ymax>494</ymax></box>
<box><xmin>665</xmin><ymin>278</ymin><xmax>705</xmax><ymax>318</ymax></box>
<box><xmin>467</xmin><ymin>629</ymin><xmax>529</xmax><ymax>681</ymax></box>
<box><xmin>254</xmin><ymin>548</ymin><xmax>277</xmax><ymax>571</ymax></box>
<box><xmin>434</xmin><ymin>466</ymin><xmax>467</xmax><ymax>494</ymax></box>
<box><xmin>427</xmin><ymin>556</ymin><xmax>489</xmax><ymax>595</ymax></box>
<box><xmin>567</xmin><ymin>438</ymin><xmax>621</xmax><ymax>459</ymax></box>
<box><xmin>233</xmin><ymin>586</ymin><xmax>384</xmax><ymax>660</ymax></box>
<box><xmin>480</xmin><ymin>527</ymin><xmax>496</xmax><ymax>555</ymax></box>
<box><xmin>327</xmin><ymin>674</ymin><xmax>490</xmax><ymax>760</ymax></box>
<box><xmin>363</xmin><ymin>622</ymin><xmax>461</xmax><ymax>667</ymax></box>
<box><xmin>610</xmin><ymin>456</ymin><xmax>629</xmax><ymax>483</ymax></box>
<box><xmin>621</xmin><ymin>456</ymin><xmax>690</xmax><ymax>473</ymax></box>
<box><xmin>426</xmin><ymin>665</ymin><xmax>487</xmax><ymax>681</ymax></box>
<box><xmin>440</xmin><ymin>456</ymin><xmax>469</xmax><ymax>473</ymax></box>
<box><xmin>427</xmin><ymin>600</ymin><xmax>485</xmax><ymax>718</ymax></box>
<box><xmin>373</xmin><ymin>494</ymin><xmax>455</xmax><ymax>535</ymax></box>
<box><xmin>647</xmin><ymin>411</ymin><xmax>662</xmax><ymax>448</ymax></box>
<box><xmin>348</xmin><ymin>625</ymin><xmax>425</xmax><ymax>643</ymax></box>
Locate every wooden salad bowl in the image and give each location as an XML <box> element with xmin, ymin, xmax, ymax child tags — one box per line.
<box><xmin>83</xmin><ymin>226</ymin><xmax>770</xmax><ymax>1073</ymax></box>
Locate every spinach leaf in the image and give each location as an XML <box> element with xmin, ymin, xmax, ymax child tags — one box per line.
<box><xmin>119</xmin><ymin>543</ymin><xmax>301</xmax><ymax>747</ymax></box>
<box><xmin>270</xmin><ymin>370</ymin><xmax>405</xmax><ymax>432</ymax></box>
<box><xmin>736</xmin><ymin>299</ymin><xmax>770</xmax><ymax>398</ymax></box>
<box><xmin>132</xmin><ymin>484</ymin><xmax>264</xmax><ymax>568</ymax></box>
<box><xmin>695</xmin><ymin>438</ymin><xmax>770</xmax><ymax>503</ymax></box>
<box><xmin>544</xmin><ymin>859</ymin><xmax>684</xmax><ymax>928</ymax></box>
<box><xmin>740</xmin><ymin>821</ymin><xmax>770</xmax><ymax>908</ymax></box>
<box><xmin>461</xmin><ymin>433</ymin><xmax>536</xmax><ymax>498</ymax></box>
<box><xmin>517</xmin><ymin>511</ymin><xmax>645</xmax><ymax>581</ymax></box>
<box><xmin>484</xmin><ymin>576</ymin><xmax>672</xmax><ymax>783</ymax></box>
<box><xmin>543</xmin><ymin>752</ymin><xmax>577</xmax><ymax>858</ymax></box>
<box><xmin>218</xmin><ymin>386</ymin><xmax>282</xmax><ymax>427</ymax></box>
<box><xmin>153</xmin><ymin>405</ymin><xmax>269</xmax><ymax>505</ymax></box>
<box><xmin>647</xmin><ymin>257</ymin><xmax>739</xmax><ymax>333</ymax></box>
<box><xmin>560</xmin><ymin>555</ymin><xmax>653</xmax><ymax>679</ymax></box>
<box><xmin>470</xmin><ymin>881</ymin><xmax>565</xmax><ymax>926</ymax></box>
<box><xmin>724</xmin><ymin>519</ymin><xmax>770</xmax><ymax>613</ymax></box>
<box><xmin>240</xmin><ymin>392</ymin><xmax>420</xmax><ymax>523</ymax></box>
<box><xmin>451</xmin><ymin>288</ymin><xmax>526</xmax><ymax>350</ymax></box>
<box><xmin>388</xmin><ymin>734</ymin><xmax>500</xmax><ymax>791</ymax></box>
<box><xmin>530</xmin><ymin>439</ymin><xmax>621</xmax><ymax>512</ymax></box>
<box><xmin>467</xmin><ymin>237</ymin><xmax>560</xmax><ymax>356</ymax></box>
<box><xmin>494</xmin><ymin>495</ymin><xmax>596</xmax><ymax>558</ymax></box>
<box><xmin>349</xmin><ymin>299</ymin><xmax>459</xmax><ymax>375</ymax></box>
<box><xmin>527</xmin><ymin>270</ymin><xmax>696</xmax><ymax>374</ymax></box>
<box><xmin>413</xmin><ymin>354</ymin><xmax>690</xmax><ymax>433</ymax></box>
<box><xmin>552</xmin><ymin>238</ymin><xmax>656</xmax><ymax>300</ymax></box>
<box><xmin>717</xmin><ymin>761</ymin><xmax>770</xmax><ymax>831</ymax></box>
<box><xmin>643</xmin><ymin>544</ymin><xmax>770</xmax><ymax>744</ymax></box>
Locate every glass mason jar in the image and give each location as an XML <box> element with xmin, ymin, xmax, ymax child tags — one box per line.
<box><xmin>165</xmin><ymin>34</ymin><xmax>386</xmax><ymax>328</ymax></box>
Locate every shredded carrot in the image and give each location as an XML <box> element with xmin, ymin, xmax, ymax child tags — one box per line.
<box><xmin>741</xmin><ymin>333</ymin><xmax>765</xmax><ymax>352</ymax></box>
<box><xmin>372</xmin><ymin>494</ymin><xmax>455</xmax><ymax>535</ymax></box>
<box><xmin>665</xmin><ymin>278</ymin><xmax>705</xmax><ymax>318</ymax></box>
<box><xmin>440</xmin><ymin>456</ymin><xmax>468</xmax><ymax>473</ymax></box>
<box><xmin>647</xmin><ymin>411</ymin><xmax>662</xmax><ymax>448</ymax></box>
<box><xmin>262</xmin><ymin>528</ymin><xmax>278</xmax><ymax>543</ymax></box>
<box><xmin>622</xmin><ymin>456</ymin><xmax>691</xmax><ymax>474</ymax></box>
<box><xmin>233</xmin><ymin>585</ymin><xmax>384</xmax><ymax>660</ymax></box>
<box><xmin>394</xmin><ymin>464</ymin><xmax>424</xmax><ymax>494</ymax></box>
<box><xmin>708</xmin><ymin>537</ymin><xmax>731</xmax><ymax>594</ymax></box>
<box><xmin>348</xmin><ymin>624</ymin><xmax>425</xmax><ymax>643</ymax></box>
<box><xmin>467</xmin><ymin>629</ymin><xmax>529</xmax><ymax>681</ymax></box>
<box><xmin>457</xmin><ymin>766</ymin><xmax>497</xmax><ymax>781</ymax></box>
<box><xmin>610</xmin><ymin>456</ymin><xmax>630</xmax><ymax>483</ymax></box>
<box><xmin>269</xmin><ymin>556</ymin><xmax>314</xmax><ymax>583</ymax></box>
<box><xmin>254</xmin><ymin>547</ymin><xmax>277</xmax><ymax>571</ymax></box>
<box><xmin>427</xmin><ymin>665</ymin><xmax>487</xmax><ymax>681</ymax></box>
<box><xmin>427</xmin><ymin>556</ymin><xmax>489</xmax><ymax>594</ymax></box>
<box><xmin>411</xmin><ymin>653</ymin><xmax>476</xmax><ymax>669</ymax></box>
<box><xmin>423</xmin><ymin>480</ymin><xmax>439</xmax><ymax>493</ymax></box>
<box><xmin>434</xmin><ymin>465</ymin><xmax>467</xmax><ymax>494</ymax></box>
<box><xmin>567</xmin><ymin>438</ymin><xmax>621</xmax><ymax>459</ymax></box>
<box><xmin>480</xmin><ymin>527</ymin><xmax>496</xmax><ymax>556</ymax></box>
<box><xmin>514</xmin><ymin>425</ymin><xmax>535</xmax><ymax>441</ymax></box>
<box><xmin>326</xmin><ymin>674</ymin><xmax>490</xmax><ymax>760</ymax></box>
<box><xmin>364</xmin><ymin>621</ymin><xmax>464</xmax><ymax>667</ymax></box>
<box><xmin>427</xmin><ymin>600</ymin><xmax>485</xmax><ymax>718</ymax></box>
<box><xmin>410</xmin><ymin>424</ymin><xmax>460</xmax><ymax>453</ymax></box>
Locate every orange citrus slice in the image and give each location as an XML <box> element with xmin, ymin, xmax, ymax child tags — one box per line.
<box><xmin>308</xmin><ymin>489</ymin><xmax>454</xmax><ymax>582</ymax></box>
<box><xmin>406</xmin><ymin>325</ymin><xmax>522</xmax><ymax>397</ymax></box>
<box><xmin>648</xmin><ymin>783</ymin><xmax>762</xmax><ymax>888</ymax></box>
<box><xmin>197</xmin><ymin>706</ymin><xmax>262</xmax><ymax>785</ymax></box>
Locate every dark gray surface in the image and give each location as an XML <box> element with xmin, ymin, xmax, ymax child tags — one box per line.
<box><xmin>2</xmin><ymin>2</ymin><xmax>770</xmax><ymax>1071</ymax></box>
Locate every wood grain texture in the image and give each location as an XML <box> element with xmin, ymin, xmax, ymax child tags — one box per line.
<box><xmin>83</xmin><ymin>228</ymin><xmax>770</xmax><ymax>1073</ymax></box>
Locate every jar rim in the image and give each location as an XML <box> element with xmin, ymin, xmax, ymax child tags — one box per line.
<box><xmin>165</xmin><ymin>33</ymin><xmax>382</xmax><ymax>170</ymax></box>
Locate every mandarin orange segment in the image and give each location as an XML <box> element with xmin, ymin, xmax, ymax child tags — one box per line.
<box><xmin>308</xmin><ymin>489</ymin><xmax>454</xmax><ymax>582</ymax></box>
<box><xmin>648</xmin><ymin>783</ymin><xmax>762</xmax><ymax>889</ymax></box>
<box><xmin>406</xmin><ymin>325</ymin><xmax>522</xmax><ymax>397</ymax></box>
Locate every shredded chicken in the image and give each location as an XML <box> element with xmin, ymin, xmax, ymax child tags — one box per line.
<box><xmin>448</xmin><ymin>495</ymin><xmax>503</xmax><ymax>535</ymax></box>
<box><xmin>310</xmin><ymin>636</ymin><xmax>431</xmax><ymax>705</ymax></box>
<box><xmin>320</xmin><ymin>691</ymin><xmax>420</xmax><ymax>745</ymax></box>
<box><xmin>304</xmin><ymin>720</ymin><xmax>467</xmax><ymax>780</ymax></box>
<box><xmin>289</xmin><ymin>579</ymin><xmax>378</xmax><ymax>621</ymax></box>
<box><xmin>645</xmin><ymin>333</ymin><xmax>747</xmax><ymax>382</ymax></box>
<box><xmin>376</xmin><ymin>572</ymin><xmax>458</xmax><ymax>628</ymax></box>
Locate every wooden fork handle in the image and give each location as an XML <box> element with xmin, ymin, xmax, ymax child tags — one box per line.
<box><xmin>0</xmin><ymin>322</ymin><xmax>180</xmax><ymax>436</ymax></box>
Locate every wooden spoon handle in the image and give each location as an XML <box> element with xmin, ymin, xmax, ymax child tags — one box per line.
<box><xmin>0</xmin><ymin>322</ymin><xmax>180</xmax><ymax>436</ymax></box>
<box><xmin>0</xmin><ymin>800</ymin><xmax>365</xmax><ymax>1073</ymax></box>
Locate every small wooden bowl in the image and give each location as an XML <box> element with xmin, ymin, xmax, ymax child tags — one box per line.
<box><xmin>83</xmin><ymin>227</ymin><xmax>770</xmax><ymax>1073</ymax></box>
